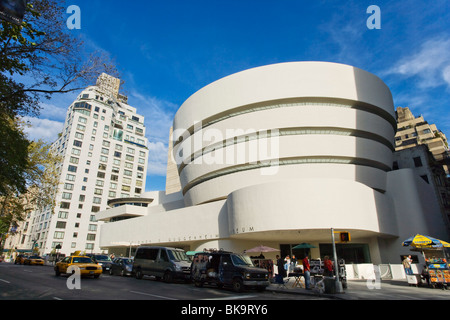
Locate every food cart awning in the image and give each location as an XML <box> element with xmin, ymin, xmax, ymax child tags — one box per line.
<box><xmin>244</xmin><ymin>245</ymin><xmax>279</xmax><ymax>253</ymax></box>
<box><xmin>186</xmin><ymin>251</ymin><xmax>203</xmax><ymax>256</ymax></box>
<box><xmin>402</xmin><ymin>234</ymin><xmax>450</xmax><ymax>249</ymax></box>
<box><xmin>292</xmin><ymin>243</ymin><xmax>317</xmax><ymax>249</ymax></box>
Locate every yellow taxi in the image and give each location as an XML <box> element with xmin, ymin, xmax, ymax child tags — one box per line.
<box><xmin>54</xmin><ymin>255</ymin><xmax>103</xmax><ymax>278</ymax></box>
<box><xmin>24</xmin><ymin>255</ymin><xmax>45</xmax><ymax>266</ymax></box>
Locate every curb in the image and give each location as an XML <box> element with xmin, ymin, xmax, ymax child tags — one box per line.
<box><xmin>266</xmin><ymin>284</ymin><xmax>347</xmax><ymax>300</ymax></box>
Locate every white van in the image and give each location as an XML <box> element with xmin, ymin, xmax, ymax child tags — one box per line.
<box><xmin>133</xmin><ymin>246</ymin><xmax>191</xmax><ymax>282</ymax></box>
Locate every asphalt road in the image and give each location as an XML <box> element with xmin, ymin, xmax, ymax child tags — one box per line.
<box><xmin>0</xmin><ymin>262</ymin><xmax>325</xmax><ymax>301</ymax></box>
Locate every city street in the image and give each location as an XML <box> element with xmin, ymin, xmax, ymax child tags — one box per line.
<box><xmin>0</xmin><ymin>263</ymin><xmax>325</xmax><ymax>301</ymax></box>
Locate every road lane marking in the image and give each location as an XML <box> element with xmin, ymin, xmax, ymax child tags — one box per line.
<box><xmin>129</xmin><ymin>290</ymin><xmax>178</xmax><ymax>300</ymax></box>
<box><xmin>0</xmin><ymin>279</ymin><xmax>11</xmax><ymax>284</ymax></box>
<box><xmin>53</xmin><ymin>297</ymin><xmax>63</xmax><ymax>300</ymax></box>
<box><xmin>203</xmin><ymin>295</ymin><xmax>257</xmax><ymax>300</ymax></box>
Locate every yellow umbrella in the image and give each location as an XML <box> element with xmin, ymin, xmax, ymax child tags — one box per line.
<box><xmin>402</xmin><ymin>234</ymin><xmax>450</xmax><ymax>248</ymax></box>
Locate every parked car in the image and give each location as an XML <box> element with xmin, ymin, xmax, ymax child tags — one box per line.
<box><xmin>14</xmin><ymin>255</ymin><xmax>27</xmax><ymax>265</ymax></box>
<box><xmin>54</xmin><ymin>255</ymin><xmax>103</xmax><ymax>278</ymax></box>
<box><xmin>24</xmin><ymin>256</ymin><xmax>44</xmax><ymax>266</ymax></box>
<box><xmin>86</xmin><ymin>254</ymin><xmax>113</xmax><ymax>272</ymax></box>
<box><xmin>109</xmin><ymin>257</ymin><xmax>133</xmax><ymax>276</ymax></box>
<box><xmin>190</xmin><ymin>250</ymin><xmax>269</xmax><ymax>292</ymax></box>
<box><xmin>133</xmin><ymin>246</ymin><xmax>191</xmax><ymax>282</ymax></box>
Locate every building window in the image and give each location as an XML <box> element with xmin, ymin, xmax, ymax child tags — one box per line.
<box><xmin>413</xmin><ymin>157</ymin><xmax>423</xmax><ymax>167</ymax></box>
<box><xmin>62</xmin><ymin>192</ymin><xmax>72</xmax><ymax>200</ymax></box>
<box><xmin>319</xmin><ymin>243</ymin><xmax>371</xmax><ymax>264</ymax></box>
<box><xmin>60</xmin><ymin>202</ymin><xmax>71</xmax><ymax>209</ymax></box>
<box><xmin>64</xmin><ymin>183</ymin><xmax>74</xmax><ymax>190</ymax></box>
<box><xmin>54</xmin><ymin>231</ymin><xmax>65</xmax><ymax>239</ymax></box>
<box><xmin>58</xmin><ymin>211</ymin><xmax>69</xmax><ymax>219</ymax></box>
<box><xmin>52</xmin><ymin>242</ymin><xmax>63</xmax><ymax>249</ymax></box>
<box><xmin>78</xmin><ymin>117</ymin><xmax>87</xmax><ymax>124</ymax></box>
<box><xmin>56</xmin><ymin>221</ymin><xmax>67</xmax><ymax>229</ymax></box>
<box><xmin>69</xmin><ymin>157</ymin><xmax>79</xmax><ymax>164</ymax></box>
<box><xmin>93</xmin><ymin>197</ymin><xmax>101</xmax><ymax>204</ymax></box>
<box><xmin>73</xmin><ymin>140</ymin><xmax>83</xmax><ymax>147</ymax></box>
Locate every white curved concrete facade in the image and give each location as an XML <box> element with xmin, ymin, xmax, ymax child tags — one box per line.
<box><xmin>97</xmin><ymin>62</ymin><xmax>449</xmax><ymax>275</ymax></box>
<box><xmin>173</xmin><ymin>62</ymin><xmax>396</xmax><ymax>206</ymax></box>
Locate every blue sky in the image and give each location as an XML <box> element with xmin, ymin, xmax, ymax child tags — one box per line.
<box><xmin>25</xmin><ymin>0</ymin><xmax>450</xmax><ymax>192</ymax></box>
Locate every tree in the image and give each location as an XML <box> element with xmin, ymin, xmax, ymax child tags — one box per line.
<box><xmin>1</xmin><ymin>0</ymin><xmax>119</xmax><ymax>118</ymax></box>
<box><xmin>0</xmin><ymin>0</ymin><xmax>118</xmax><ymax>197</ymax></box>
<box><xmin>0</xmin><ymin>133</ymin><xmax>61</xmax><ymax>246</ymax></box>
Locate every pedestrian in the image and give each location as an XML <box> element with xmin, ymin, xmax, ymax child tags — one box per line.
<box><xmin>421</xmin><ymin>265</ymin><xmax>430</xmax><ymax>286</ymax></box>
<box><xmin>323</xmin><ymin>256</ymin><xmax>334</xmax><ymax>277</ymax></box>
<box><xmin>284</xmin><ymin>255</ymin><xmax>291</xmax><ymax>274</ymax></box>
<box><xmin>302</xmin><ymin>255</ymin><xmax>311</xmax><ymax>289</ymax></box>
<box><xmin>291</xmin><ymin>255</ymin><xmax>297</xmax><ymax>272</ymax></box>
<box><xmin>402</xmin><ymin>255</ymin><xmax>413</xmax><ymax>275</ymax></box>
<box><xmin>276</xmin><ymin>255</ymin><xmax>286</xmax><ymax>284</ymax></box>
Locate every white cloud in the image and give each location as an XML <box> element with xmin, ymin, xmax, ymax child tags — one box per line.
<box><xmin>127</xmin><ymin>91</ymin><xmax>179</xmax><ymax>177</ymax></box>
<box><xmin>443</xmin><ymin>65</ymin><xmax>450</xmax><ymax>87</ymax></box>
<box><xmin>39</xmin><ymin>102</ymin><xmax>68</xmax><ymax>121</ymax></box>
<box><xmin>385</xmin><ymin>37</ymin><xmax>450</xmax><ymax>89</ymax></box>
<box><xmin>22</xmin><ymin>117</ymin><xmax>64</xmax><ymax>143</ymax></box>
<box><xmin>146</xmin><ymin>141</ymin><xmax>169</xmax><ymax>176</ymax></box>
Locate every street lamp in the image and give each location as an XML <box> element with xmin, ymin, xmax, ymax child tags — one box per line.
<box><xmin>331</xmin><ymin>228</ymin><xmax>344</xmax><ymax>293</ymax></box>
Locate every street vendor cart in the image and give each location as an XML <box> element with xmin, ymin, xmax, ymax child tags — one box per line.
<box><xmin>402</xmin><ymin>234</ymin><xmax>450</xmax><ymax>289</ymax></box>
<box><xmin>422</xmin><ymin>249</ymin><xmax>450</xmax><ymax>289</ymax></box>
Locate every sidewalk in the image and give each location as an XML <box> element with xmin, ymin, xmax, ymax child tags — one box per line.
<box><xmin>266</xmin><ymin>277</ymin><xmax>450</xmax><ymax>300</ymax></box>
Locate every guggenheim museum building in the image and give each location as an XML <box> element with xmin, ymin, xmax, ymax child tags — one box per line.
<box><xmin>96</xmin><ymin>62</ymin><xmax>449</xmax><ymax>278</ymax></box>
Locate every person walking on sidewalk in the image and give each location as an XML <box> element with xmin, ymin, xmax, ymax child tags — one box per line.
<box><xmin>302</xmin><ymin>255</ymin><xmax>311</xmax><ymax>289</ymax></box>
<box><xmin>276</xmin><ymin>255</ymin><xmax>286</xmax><ymax>284</ymax></box>
<box><xmin>323</xmin><ymin>256</ymin><xmax>334</xmax><ymax>277</ymax></box>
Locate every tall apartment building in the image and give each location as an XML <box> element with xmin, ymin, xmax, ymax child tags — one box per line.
<box><xmin>394</xmin><ymin>106</ymin><xmax>450</xmax><ymax>236</ymax></box>
<box><xmin>395</xmin><ymin>106</ymin><xmax>449</xmax><ymax>173</ymax></box>
<box><xmin>18</xmin><ymin>74</ymin><xmax>149</xmax><ymax>256</ymax></box>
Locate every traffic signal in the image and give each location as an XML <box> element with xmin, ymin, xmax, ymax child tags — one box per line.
<box><xmin>340</xmin><ymin>232</ymin><xmax>351</xmax><ymax>242</ymax></box>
